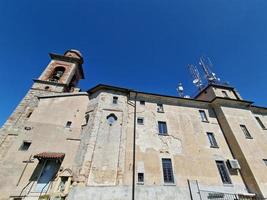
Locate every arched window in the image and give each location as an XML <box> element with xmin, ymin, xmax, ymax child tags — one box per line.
<box><xmin>106</xmin><ymin>113</ymin><xmax>118</xmax><ymax>126</ymax></box>
<box><xmin>49</xmin><ymin>66</ymin><xmax>65</xmax><ymax>82</ymax></box>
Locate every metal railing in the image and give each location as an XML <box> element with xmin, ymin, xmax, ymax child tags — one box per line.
<box><xmin>199</xmin><ymin>190</ymin><xmax>267</xmax><ymax>200</ymax></box>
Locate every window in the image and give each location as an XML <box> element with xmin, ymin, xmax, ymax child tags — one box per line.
<box><xmin>113</xmin><ymin>96</ymin><xmax>118</xmax><ymax>104</ymax></box>
<box><xmin>263</xmin><ymin>159</ymin><xmax>267</xmax><ymax>166</ymax></box>
<box><xmin>240</xmin><ymin>125</ymin><xmax>252</xmax><ymax>139</ymax></box>
<box><xmin>85</xmin><ymin>114</ymin><xmax>89</xmax><ymax>125</ymax></box>
<box><xmin>157</xmin><ymin>103</ymin><xmax>164</xmax><ymax>112</ymax></box>
<box><xmin>49</xmin><ymin>66</ymin><xmax>65</xmax><ymax>82</ymax></box>
<box><xmin>106</xmin><ymin>113</ymin><xmax>118</xmax><ymax>126</ymax></box>
<box><xmin>158</xmin><ymin>121</ymin><xmax>168</xmax><ymax>135</ymax></box>
<box><xmin>35</xmin><ymin>160</ymin><xmax>60</xmax><ymax>192</ymax></box>
<box><xmin>137</xmin><ymin>117</ymin><xmax>144</xmax><ymax>125</ymax></box>
<box><xmin>138</xmin><ymin>173</ymin><xmax>144</xmax><ymax>183</ymax></box>
<box><xmin>19</xmin><ymin>141</ymin><xmax>31</xmax><ymax>151</ymax></box>
<box><xmin>216</xmin><ymin>161</ymin><xmax>231</xmax><ymax>184</ymax></box>
<box><xmin>58</xmin><ymin>176</ymin><xmax>68</xmax><ymax>192</ymax></box>
<box><xmin>222</xmin><ymin>91</ymin><xmax>229</xmax><ymax>98</ymax></box>
<box><xmin>207</xmin><ymin>132</ymin><xmax>219</xmax><ymax>148</ymax></box>
<box><xmin>162</xmin><ymin>158</ymin><xmax>174</xmax><ymax>183</ymax></box>
<box><xmin>140</xmin><ymin>101</ymin><xmax>145</xmax><ymax>105</ymax></box>
<box><xmin>27</xmin><ymin>112</ymin><xmax>32</xmax><ymax>118</ymax></box>
<box><xmin>199</xmin><ymin>110</ymin><xmax>208</xmax><ymax>122</ymax></box>
<box><xmin>65</xmin><ymin>121</ymin><xmax>72</xmax><ymax>128</ymax></box>
<box><xmin>255</xmin><ymin>117</ymin><xmax>266</xmax><ymax>129</ymax></box>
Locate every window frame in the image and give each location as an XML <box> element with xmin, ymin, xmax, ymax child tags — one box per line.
<box><xmin>157</xmin><ymin>103</ymin><xmax>164</xmax><ymax>113</ymax></box>
<box><xmin>137</xmin><ymin>172</ymin><xmax>144</xmax><ymax>184</ymax></box>
<box><xmin>137</xmin><ymin>117</ymin><xmax>144</xmax><ymax>125</ymax></box>
<box><xmin>140</xmin><ymin>101</ymin><xmax>145</xmax><ymax>105</ymax></box>
<box><xmin>255</xmin><ymin>116</ymin><xmax>266</xmax><ymax>130</ymax></box>
<box><xmin>222</xmin><ymin>90</ymin><xmax>229</xmax><ymax>98</ymax></box>
<box><xmin>199</xmin><ymin>110</ymin><xmax>208</xmax><ymax>122</ymax></box>
<box><xmin>158</xmin><ymin>121</ymin><xmax>168</xmax><ymax>135</ymax></box>
<box><xmin>106</xmin><ymin>113</ymin><xmax>118</xmax><ymax>126</ymax></box>
<box><xmin>35</xmin><ymin>159</ymin><xmax>60</xmax><ymax>192</ymax></box>
<box><xmin>26</xmin><ymin>111</ymin><xmax>33</xmax><ymax>118</ymax></box>
<box><xmin>113</xmin><ymin>96</ymin><xmax>118</xmax><ymax>104</ymax></box>
<box><xmin>49</xmin><ymin>66</ymin><xmax>65</xmax><ymax>82</ymax></box>
<box><xmin>85</xmin><ymin>113</ymin><xmax>89</xmax><ymax>125</ymax></box>
<box><xmin>240</xmin><ymin>124</ymin><xmax>253</xmax><ymax>139</ymax></box>
<box><xmin>207</xmin><ymin>132</ymin><xmax>219</xmax><ymax>148</ymax></box>
<box><xmin>215</xmin><ymin>160</ymin><xmax>232</xmax><ymax>185</ymax></box>
<box><xmin>162</xmin><ymin>158</ymin><xmax>175</xmax><ymax>184</ymax></box>
<box><xmin>58</xmin><ymin>176</ymin><xmax>69</xmax><ymax>192</ymax></box>
<box><xmin>65</xmin><ymin>121</ymin><xmax>72</xmax><ymax>128</ymax></box>
<box><xmin>19</xmin><ymin>141</ymin><xmax>32</xmax><ymax>151</ymax></box>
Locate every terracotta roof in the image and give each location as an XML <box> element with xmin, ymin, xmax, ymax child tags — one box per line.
<box><xmin>34</xmin><ymin>152</ymin><xmax>65</xmax><ymax>160</ymax></box>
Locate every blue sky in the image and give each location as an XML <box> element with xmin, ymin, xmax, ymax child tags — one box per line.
<box><xmin>0</xmin><ymin>0</ymin><xmax>267</xmax><ymax>126</ymax></box>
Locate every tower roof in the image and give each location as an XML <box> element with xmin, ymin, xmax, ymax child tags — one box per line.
<box><xmin>64</xmin><ymin>49</ymin><xmax>83</xmax><ymax>59</ymax></box>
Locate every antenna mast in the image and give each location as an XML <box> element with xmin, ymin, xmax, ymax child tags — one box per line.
<box><xmin>188</xmin><ymin>64</ymin><xmax>203</xmax><ymax>90</ymax></box>
<box><xmin>199</xmin><ymin>56</ymin><xmax>220</xmax><ymax>84</ymax></box>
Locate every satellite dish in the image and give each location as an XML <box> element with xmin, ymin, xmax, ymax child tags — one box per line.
<box><xmin>177</xmin><ymin>83</ymin><xmax>184</xmax><ymax>97</ymax></box>
<box><xmin>193</xmin><ymin>79</ymin><xmax>199</xmax><ymax>84</ymax></box>
<box><xmin>208</xmin><ymin>77</ymin><xmax>215</xmax><ymax>81</ymax></box>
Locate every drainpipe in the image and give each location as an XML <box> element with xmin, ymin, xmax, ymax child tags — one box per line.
<box><xmin>132</xmin><ymin>92</ymin><xmax>137</xmax><ymax>200</ymax></box>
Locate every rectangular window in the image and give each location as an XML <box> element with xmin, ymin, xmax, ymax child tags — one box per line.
<box><xmin>85</xmin><ymin>114</ymin><xmax>89</xmax><ymax>125</ymax></box>
<box><xmin>216</xmin><ymin>161</ymin><xmax>231</xmax><ymax>184</ymax></box>
<box><xmin>65</xmin><ymin>121</ymin><xmax>72</xmax><ymax>128</ymax></box>
<box><xmin>263</xmin><ymin>159</ymin><xmax>267</xmax><ymax>166</ymax></box>
<box><xmin>199</xmin><ymin>110</ymin><xmax>208</xmax><ymax>122</ymax></box>
<box><xmin>158</xmin><ymin>121</ymin><xmax>168</xmax><ymax>135</ymax></box>
<box><xmin>140</xmin><ymin>101</ymin><xmax>145</xmax><ymax>105</ymax></box>
<box><xmin>27</xmin><ymin>112</ymin><xmax>33</xmax><ymax>118</ymax></box>
<box><xmin>222</xmin><ymin>91</ymin><xmax>229</xmax><ymax>98</ymax></box>
<box><xmin>255</xmin><ymin>117</ymin><xmax>266</xmax><ymax>129</ymax></box>
<box><xmin>113</xmin><ymin>96</ymin><xmax>118</xmax><ymax>104</ymax></box>
<box><xmin>240</xmin><ymin>125</ymin><xmax>252</xmax><ymax>139</ymax></box>
<box><xmin>138</xmin><ymin>173</ymin><xmax>144</xmax><ymax>183</ymax></box>
<box><xmin>35</xmin><ymin>160</ymin><xmax>60</xmax><ymax>192</ymax></box>
<box><xmin>162</xmin><ymin>158</ymin><xmax>174</xmax><ymax>183</ymax></box>
<box><xmin>157</xmin><ymin>103</ymin><xmax>164</xmax><ymax>112</ymax></box>
<box><xmin>58</xmin><ymin>176</ymin><xmax>68</xmax><ymax>192</ymax></box>
<box><xmin>19</xmin><ymin>141</ymin><xmax>31</xmax><ymax>151</ymax></box>
<box><xmin>207</xmin><ymin>132</ymin><xmax>219</xmax><ymax>148</ymax></box>
<box><xmin>137</xmin><ymin>117</ymin><xmax>144</xmax><ymax>125</ymax></box>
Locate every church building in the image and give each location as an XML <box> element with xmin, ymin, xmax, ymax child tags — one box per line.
<box><xmin>0</xmin><ymin>50</ymin><xmax>267</xmax><ymax>200</ymax></box>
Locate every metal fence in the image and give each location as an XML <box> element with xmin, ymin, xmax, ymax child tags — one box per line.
<box><xmin>199</xmin><ymin>190</ymin><xmax>267</xmax><ymax>200</ymax></box>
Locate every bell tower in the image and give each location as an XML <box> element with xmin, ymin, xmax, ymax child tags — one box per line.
<box><xmin>33</xmin><ymin>49</ymin><xmax>84</xmax><ymax>93</ymax></box>
<box><xmin>1</xmin><ymin>49</ymin><xmax>85</xmax><ymax>130</ymax></box>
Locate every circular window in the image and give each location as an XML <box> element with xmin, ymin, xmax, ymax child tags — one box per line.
<box><xmin>106</xmin><ymin>114</ymin><xmax>118</xmax><ymax>126</ymax></box>
<box><xmin>45</xmin><ymin>86</ymin><xmax>50</xmax><ymax>90</ymax></box>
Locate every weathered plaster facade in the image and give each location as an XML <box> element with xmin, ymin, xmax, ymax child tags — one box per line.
<box><xmin>0</xmin><ymin>50</ymin><xmax>267</xmax><ymax>200</ymax></box>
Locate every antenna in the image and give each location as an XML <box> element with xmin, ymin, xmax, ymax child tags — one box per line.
<box><xmin>188</xmin><ymin>64</ymin><xmax>203</xmax><ymax>90</ymax></box>
<box><xmin>177</xmin><ymin>82</ymin><xmax>184</xmax><ymax>97</ymax></box>
<box><xmin>199</xmin><ymin>56</ymin><xmax>220</xmax><ymax>84</ymax></box>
